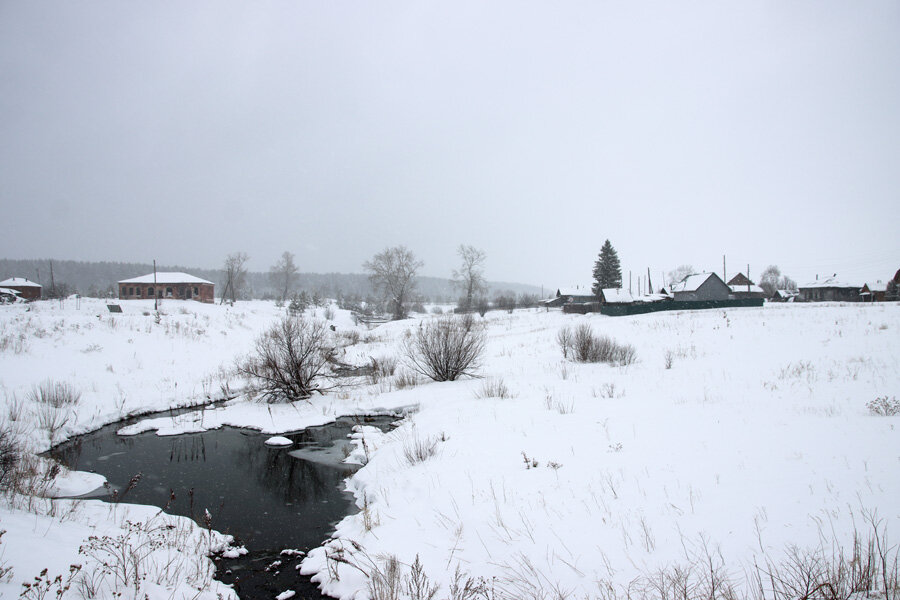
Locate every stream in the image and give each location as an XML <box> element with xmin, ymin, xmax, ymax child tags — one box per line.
<box><xmin>50</xmin><ymin>414</ymin><xmax>397</xmax><ymax>599</ymax></box>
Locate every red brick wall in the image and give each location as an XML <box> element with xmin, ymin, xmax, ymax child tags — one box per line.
<box><xmin>119</xmin><ymin>282</ymin><xmax>214</xmax><ymax>303</ymax></box>
<box><xmin>9</xmin><ymin>286</ymin><xmax>41</xmax><ymax>300</ymax></box>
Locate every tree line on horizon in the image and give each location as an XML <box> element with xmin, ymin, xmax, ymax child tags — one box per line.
<box><xmin>0</xmin><ymin>257</ymin><xmax>542</xmax><ymax>306</ymax></box>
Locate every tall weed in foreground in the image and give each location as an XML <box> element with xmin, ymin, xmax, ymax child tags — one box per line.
<box><xmin>565</xmin><ymin>324</ymin><xmax>636</xmax><ymax>366</ymax></box>
<box><xmin>28</xmin><ymin>380</ymin><xmax>81</xmax><ymax>444</ymax></box>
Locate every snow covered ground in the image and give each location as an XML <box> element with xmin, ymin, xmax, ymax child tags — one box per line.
<box><xmin>1</xmin><ymin>298</ymin><xmax>898</xmax><ymax>599</ymax></box>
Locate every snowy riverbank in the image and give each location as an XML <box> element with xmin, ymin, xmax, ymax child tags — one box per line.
<box><xmin>1</xmin><ymin>299</ymin><xmax>898</xmax><ymax>599</ymax></box>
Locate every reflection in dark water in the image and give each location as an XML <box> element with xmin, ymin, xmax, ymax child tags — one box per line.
<box><xmin>50</xmin><ymin>415</ymin><xmax>395</xmax><ymax>599</ymax></box>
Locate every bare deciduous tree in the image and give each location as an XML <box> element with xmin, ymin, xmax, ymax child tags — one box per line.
<box><xmin>759</xmin><ymin>265</ymin><xmax>797</xmax><ymax>296</ymax></box>
<box><xmin>667</xmin><ymin>264</ymin><xmax>696</xmax><ymax>287</ymax></box>
<box><xmin>452</xmin><ymin>245</ymin><xmax>487</xmax><ymax>312</ymax></box>
<box><xmin>363</xmin><ymin>246</ymin><xmax>423</xmax><ymax>320</ymax></box>
<box><xmin>403</xmin><ymin>315</ymin><xmax>485</xmax><ymax>382</ymax></box>
<box><xmin>237</xmin><ymin>316</ymin><xmax>333</xmax><ymax>402</ymax></box>
<box><xmin>221</xmin><ymin>252</ymin><xmax>250</xmax><ymax>304</ymax></box>
<box><xmin>269</xmin><ymin>251</ymin><xmax>299</xmax><ymax>304</ymax></box>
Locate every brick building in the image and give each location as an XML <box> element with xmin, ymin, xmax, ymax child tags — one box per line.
<box><xmin>0</xmin><ymin>277</ymin><xmax>42</xmax><ymax>300</ymax></box>
<box><xmin>118</xmin><ymin>272</ymin><xmax>214</xmax><ymax>303</ymax></box>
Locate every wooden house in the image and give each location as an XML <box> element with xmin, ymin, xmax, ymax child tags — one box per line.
<box><xmin>798</xmin><ymin>276</ymin><xmax>860</xmax><ymax>302</ymax></box>
<box><xmin>860</xmin><ymin>281</ymin><xmax>887</xmax><ymax>302</ymax></box>
<box><xmin>670</xmin><ymin>273</ymin><xmax>731</xmax><ymax>301</ymax></box>
<box><xmin>0</xmin><ymin>277</ymin><xmax>42</xmax><ymax>300</ymax></box>
<box><xmin>118</xmin><ymin>272</ymin><xmax>215</xmax><ymax>303</ymax></box>
<box><xmin>545</xmin><ymin>286</ymin><xmax>597</xmax><ymax>307</ymax></box>
<box><xmin>600</xmin><ymin>288</ymin><xmax>634</xmax><ymax>305</ymax></box>
<box><xmin>726</xmin><ymin>273</ymin><xmax>766</xmax><ymax>300</ymax></box>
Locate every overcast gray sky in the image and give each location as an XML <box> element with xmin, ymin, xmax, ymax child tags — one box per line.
<box><xmin>1</xmin><ymin>1</ymin><xmax>898</xmax><ymax>290</ymax></box>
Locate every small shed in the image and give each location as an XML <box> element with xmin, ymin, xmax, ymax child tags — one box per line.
<box><xmin>118</xmin><ymin>272</ymin><xmax>215</xmax><ymax>303</ymax></box>
<box><xmin>0</xmin><ymin>277</ymin><xmax>42</xmax><ymax>300</ymax></box>
<box><xmin>771</xmin><ymin>289</ymin><xmax>798</xmax><ymax>302</ymax></box>
<box><xmin>670</xmin><ymin>273</ymin><xmax>731</xmax><ymax>302</ymax></box>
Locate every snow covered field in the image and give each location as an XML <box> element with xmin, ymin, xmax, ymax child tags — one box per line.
<box><xmin>1</xmin><ymin>298</ymin><xmax>898</xmax><ymax>599</ymax></box>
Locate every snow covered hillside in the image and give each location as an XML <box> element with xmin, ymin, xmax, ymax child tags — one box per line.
<box><xmin>1</xmin><ymin>299</ymin><xmax>898</xmax><ymax>599</ymax></box>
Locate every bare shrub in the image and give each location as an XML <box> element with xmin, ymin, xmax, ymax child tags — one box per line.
<box><xmin>369</xmin><ymin>355</ymin><xmax>399</xmax><ymax>384</ymax></box>
<box><xmin>394</xmin><ymin>370</ymin><xmax>419</xmax><ymax>390</ymax></box>
<box><xmin>569</xmin><ymin>323</ymin><xmax>636</xmax><ymax>366</ymax></box>
<box><xmin>475</xmin><ymin>378</ymin><xmax>514</xmax><ymax>399</ymax></box>
<box><xmin>867</xmin><ymin>396</ymin><xmax>900</xmax><ymax>416</ymax></box>
<box><xmin>403</xmin><ymin>315</ymin><xmax>485</xmax><ymax>382</ymax></box>
<box><xmin>664</xmin><ymin>350</ymin><xmax>674</xmax><ymax>369</ymax></box>
<box><xmin>403</xmin><ymin>435</ymin><xmax>439</xmax><ymax>465</ymax></box>
<box><xmin>556</xmin><ymin>326</ymin><xmax>572</xmax><ymax>359</ymax></box>
<box><xmin>0</xmin><ymin>423</ymin><xmax>21</xmax><ymax>488</ymax></box>
<box><xmin>238</xmin><ymin>316</ymin><xmax>334</xmax><ymax>402</ymax></box>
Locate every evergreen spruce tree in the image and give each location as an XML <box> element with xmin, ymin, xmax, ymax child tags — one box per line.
<box><xmin>591</xmin><ymin>240</ymin><xmax>623</xmax><ymax>295</ymax></box>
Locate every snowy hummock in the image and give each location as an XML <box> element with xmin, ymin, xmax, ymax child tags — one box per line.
<box><xmin>265</xmin><ymin>435</ymin><xmax>293</xmax><ymax>446</ymax></box>
<box><xmin>117</xmin><ymin>271</ymin><xmax>214</xmax><ymax>285</ymax></box>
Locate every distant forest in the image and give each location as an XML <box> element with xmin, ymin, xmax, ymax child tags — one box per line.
<box><xmin>0</xmin><ymin>258</ymin><xmax>544</xmax><ymax>303</ymax></box>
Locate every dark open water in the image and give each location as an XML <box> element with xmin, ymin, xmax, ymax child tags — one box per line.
<box><xmin>50</xmin><ymin>414</ymin><xmax>395</xmax><ymax>600</ymax></box>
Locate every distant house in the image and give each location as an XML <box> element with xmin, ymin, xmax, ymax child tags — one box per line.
<box><xmin>771</xmin><ymin>289</ymin><xmax>798</xmax><ymax>302</ymax></box>
<box><xmin>860</xmin><ymin>281</ymin><xmax>888</xmax><ymax>302</ymax></box>
<box><xmin>726</xmin><ymin>273</ymin><xmax>766</xmax><ymax>300</ymax></box>
<box><xmin>118</xmin><ymin>272</ymin><xmax>214</xmax><ymax>303</ymax></box>
<box><xmin>0</xmin><ymin>277</ymin><xmax>42</xmax><ymax>300</ymax></box>
<box><xmin>545</xmin><ymin>286</ymin><xmax>596</xmax><ymax>307</ymax></box>
<box><xmin>670</xmin><ymin>273</ymin><xmax>731</xmax><ymax>301</ymax></box>
<box><xmin>600</xmin><ymin>288</ymin><xmax>634</xmax><ymax>305</ymax></box>
<box><xmin>798</xmin><ymin>276</ymin><xmax>860</xmax><ymax>302</ymax></box>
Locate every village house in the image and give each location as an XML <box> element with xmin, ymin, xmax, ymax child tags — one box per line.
<box><xmin>545</xmin><ymin>286</ymin><xmax>596</xmax><ymax>308</ymax></box>
<box><xmin>798</xmin><ymin>275</ymin><xmax>860</xmax><ymax>302</ymax></box>
<box><xmin>860</xmin><ymin>281</ymin><xmax>888</xmax><ymax>302</ymax></box>
<box><xmin>118</xmin><ymin>272</ymin><xmax>215</xmax><ymax>303</ymax></box>
<box><xmin>771</xmin><ymin>289</ymin><xmax>798</xmax><ymax>302</ymax></box>
<box><xmin>726</xmin><ymin>273</ymin><xmax>767</xmax><ymax>300</ymax></box>
<box><xmin>599</xmin><ymin>288</ymin><xmax>634</xmax><ymax>305</ymax></box>
<box><xmin>0</xmin><ymin>277</ymin><xmax>42</xmax><ymax>300</ymax></box>
<box><xmin>670</xmin><ymin>272</ymin><xmax>731</xmax><ymax>301</ymax></box>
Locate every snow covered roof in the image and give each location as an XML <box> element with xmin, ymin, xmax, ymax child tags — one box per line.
<box><xmin>556</xmin><ymin>286</ymin><xmax>595</xmax><ymax>297</ymax></box>
<box><xmin>0</xmin><ymin>277</ymin><xmax>41</xmax><ymax>288</ymax></box>
<box><xmin>799</xmin><ymin>276</ymin><xmax>860</xmax><ymax>289</ymax></box>
<box><xmin>118</xmin><ymin>272</ymin><xmax>214</xmax><ymax>285</ymax></box>
<box><xmin>729</xmin><ymin>284</ymin><xmax>765</xmax><ymax>294</ymax></box>
<box><xmin>0</xmin><ymin>287</ymin><xmax>21</xmax><ymax>296</ymax></box>
<box><xmin>670</xmin><ymin>273</ymin><xmax>719</xmax><ymax>293</ymax></box>
<box><xmin>774</xmin><ymin>289</ymin><xmax>798</xmax><ymax>298</ymax></box>
<box><xmin>862</xmin><ymin>281</ymin><xmax>888</xmax><ymax>293</ymax></box>
<box><xmin>601</xmin><ymin>288</ymin><xmax>633</xmax><ymax>304</ymax></box>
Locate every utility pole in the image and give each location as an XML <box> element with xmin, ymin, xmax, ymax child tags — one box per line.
<box><xmin>723</xmin><ymin>255</ymin><xmax>726</xmax><ymax>283</ymax></box>
<box><xmin>629</xmin><ymin>271</ymin><xmax>632</xmax><ymax>295</ymax></box>
<box><xmin>647</xmin><ymin>268</ymin><xmax>653</xmax><ymax>295</ymax></box>
<box><xmin>49</xmin><ymin>260</ymin><xmax>56</xmax><ymax>298</ymax></box>
<box><xmin>153</xmin><ymin>259</ymin><xmax>158</xmax><ymax>311</ymax></box>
